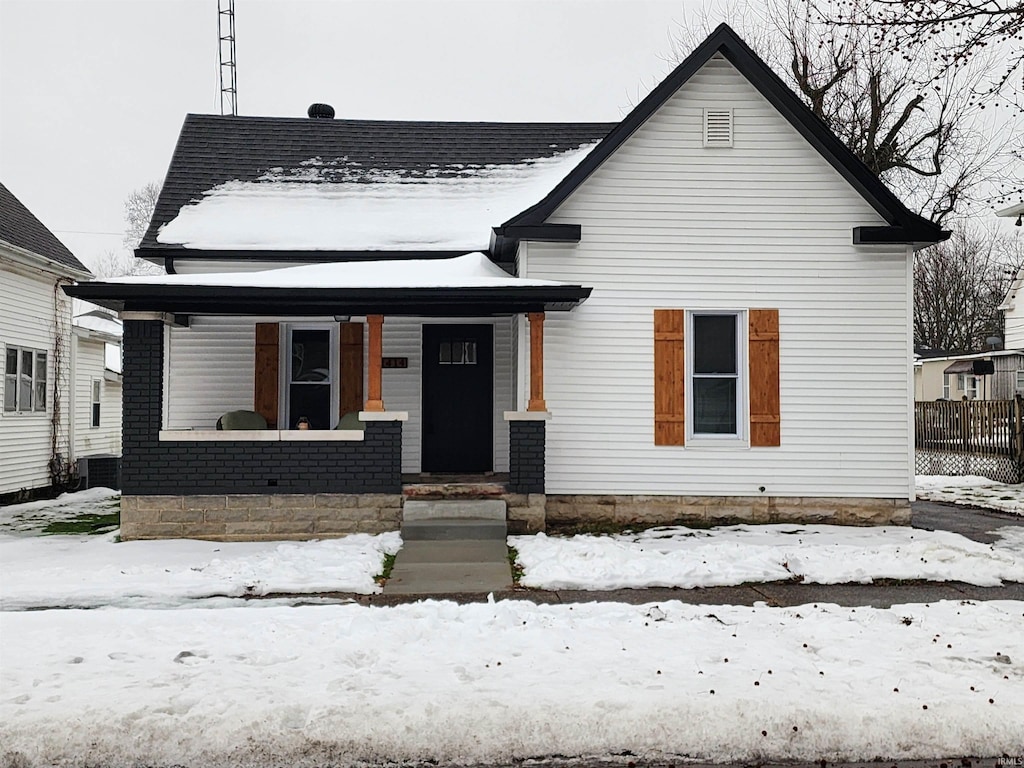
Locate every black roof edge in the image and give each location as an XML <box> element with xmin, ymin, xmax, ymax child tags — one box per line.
<box><xmin>492</xmin><ymin>224</ymin><xmax>582</xmax><ymax>242</ymax></box>
<box><xmin>854</xmin><ymin>225</ymin><xmax>952</xmax><ymax>246</ymax></box>
<box><xmin>62</xmin><ymin>283</ymin><xmax>593</xmax><ymax>317</ymax></box>
<box><xmin>502</xmin><ymin>23</ymin><xmax>946</xmax><ymax>247</ymax></box>
<box><xmin>134</xmin><ymin>247</ymin><xmax>485</xmax><ymax>262</ymax></box>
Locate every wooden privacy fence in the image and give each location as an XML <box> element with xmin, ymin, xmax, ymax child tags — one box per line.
<box><xmin>915</xmin><ymin>397</ymin><xmax>1024</xmax><ymax>483</ymax></box>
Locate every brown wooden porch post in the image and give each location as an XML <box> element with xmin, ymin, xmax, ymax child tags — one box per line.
<box><xmin>527</xmin><ymin>311</ymin><xmax>546</xmax><ymax>412</ymax></box>
<box><xmin>365</xmin><ymin>314</ymin><xmax>385</xmax><ymax>412</ymax></box>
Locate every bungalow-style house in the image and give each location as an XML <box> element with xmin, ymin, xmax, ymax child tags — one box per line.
<box><xmin>71</xmin><ymin>304</ymin><xmax>123</xmax><ymax>489</ymax></box>
<box><xmin>1</xmin><ymin>181</ymin><xmax>94</xmax><ymax>499</ymax></box>
<box><xmin>67</xmin><ymin>25</ymin><xmax>947</xmax><ymax>541</ymax></box>
<box><xmin>915</xmin><ymin>350</ymin><xmax>1024</xmax><ymax>402</ymax></box>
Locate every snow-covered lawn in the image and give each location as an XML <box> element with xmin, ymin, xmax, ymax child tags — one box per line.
<box><xmin>512</xmin><ymin>524</ymin><xmax>1024</xmax><ymax>590</ymax></box>
<box><xmin>916</xmin><ymin>474</ymin><xmax>1024</xmax><ymax>515</ymax></box>
<box><xmin>2</xmin><ymin>599</ymin><xmax>1022</xmax><ymax>765</ymax></box>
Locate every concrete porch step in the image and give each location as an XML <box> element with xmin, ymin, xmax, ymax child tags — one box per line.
<box><xmin>402</xmin><ymin>482</ymin><xmax>507</xmax><ymax>500</ymax></box>
<box><xmin>403</xmin><ymin>499</ymin><xmax>506</xmax><ymax>522</ymax></box>
<box><xmin>400</xmin><ymin>518</ymin><xmax>507</xmax><ymax>541</ymax></box>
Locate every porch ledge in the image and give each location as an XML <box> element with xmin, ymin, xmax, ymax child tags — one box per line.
<box><xmin>358</xmin><ymin>411</ymin><xmax>409</xmax><ymax>421</ymax></box>
<box><xmin>504</xmin><ymin>411</ymin><xmax>551</xmax><ymax>421</ymax></box>
<box><xmin>158</xmin><ymin>429</ymin><xmax>365</xmax><ymax>442</ymax></box>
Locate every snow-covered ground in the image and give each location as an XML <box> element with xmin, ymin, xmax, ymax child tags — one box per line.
<box><xmin>2</xmin><ymin>599</ymin><xmax>1022</xmax><ymax>765</ymax></box>
<box><xmin>3</xmin><ymin>489</ymin><xmax>1023</xmax><ymax>610</ymax></box>
<box><xmin>2</xmin><ymin>489</ymin><xmax>1024</xmax><ymax>764</ymax></box>
<box><xmin>916</xmin><ymin>474</ymin><xmax>1024</xmax><ymax>516</ymax></box>
<box><xmin>512</xmin><ymin>524</ymin><xmax>1024</xmax><ymax>590</ymax></box>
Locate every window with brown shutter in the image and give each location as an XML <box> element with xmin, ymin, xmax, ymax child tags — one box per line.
<box><xmin>654</xmin><ymin>308</ymin><xmax>781</xmax><ymax>447</ymax></box>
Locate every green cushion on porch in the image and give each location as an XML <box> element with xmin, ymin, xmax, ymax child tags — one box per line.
<box><xmin>336</xmin><ymin>412</ymin><xmax>366</xmax><ymax>431</ymax></box>
<box><xmin>216</xmin><ymin>410</ymin><xmax>269</xmax><ymax>430</ymax></box>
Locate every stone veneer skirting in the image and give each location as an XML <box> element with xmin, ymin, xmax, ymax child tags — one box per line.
<box><xmin>120</xmin><ymin>493</ymin><xmax>403</xmax><ymax>541</ymax></box>
<box><xmin>545</xmin><ymin>495</ymin><xmax>911</xmax><ymax>527</ymax></box>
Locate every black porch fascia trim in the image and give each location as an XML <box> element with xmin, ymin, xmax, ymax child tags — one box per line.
<box><xmin>136</xmin><ymin>247</ymin><xmax>487</xmax><ymax>264</ymax></box>
<box><xmin>500</xmin><ymin>23</ymin><xmax>948</xmax><ymax>249</ymax></box>
<box><xmin>489</xmin><ymin>224</ymin><xmax>582</xmax><ymax>267</ymax></box>
<box><xmin>63</xmin><ymin>283</ymin><xmax>593</xmax><ymax>316</ymax></box>
<box><xmin>852</xmin><ymin>225</ymin><xmax>947</xmax><ymax>247</ymax></box>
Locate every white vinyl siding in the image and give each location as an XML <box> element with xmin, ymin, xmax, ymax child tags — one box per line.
<box><xmin>72</xmin><ymin>335</ymin><xmax>122</xmax><ymax>458</ymax></box>
<box><xmin>523</xmin><ymin>55</ymin><xmax>912</xmax><ymax>499</ymax></box>
<box><xmin>0</xmin><ymin>258</ymin><xmax>73</xmax><ymax>495</ymax></box>
<box><xmin>165</xmin><ymin>315</ymin><xmax>514</xmax><ymax>473</ymax></box>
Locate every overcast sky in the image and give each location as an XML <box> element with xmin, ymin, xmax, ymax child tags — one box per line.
<box><xmin>0</xmin><ymin>0</ymin><xmax>710</xmax><ymax>270</ymax></box>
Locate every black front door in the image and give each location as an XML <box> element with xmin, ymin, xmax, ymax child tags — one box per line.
<box><xmin>422</xmin><ymin>324</ymin><xmax>493</xmax><ymax>473</ymax></box>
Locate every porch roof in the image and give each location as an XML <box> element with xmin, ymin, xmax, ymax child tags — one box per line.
<box><xmin>64</xmin><ymin>252</ymin><xmax>592</xmax><ymax>316</ymax></box>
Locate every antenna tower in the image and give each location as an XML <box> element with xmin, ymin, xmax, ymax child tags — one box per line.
<box><xmin>218</xmin><ymin>0</ymin><xmax>237</xmax><ymax>115</ymax></box>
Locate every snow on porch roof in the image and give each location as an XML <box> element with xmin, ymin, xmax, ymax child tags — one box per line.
<box><xmin>64</xmin><ymin>253</ymin><xmax>593</xmax><ymax>317</ymax></box>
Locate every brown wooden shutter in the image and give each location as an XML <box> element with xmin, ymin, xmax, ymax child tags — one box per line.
<box><xmin>339</xmin><ymin>321</ymin><xmax>364</xmax><ymax>417</ymax></box>
<box><xmin>654</xmin><ymin>309</ymin><xmax>685</xmax><ymax>446</ymax></box>
<box><xmin>748</xmin><ymin>309</ymin><xmax>781</xmax><ymax>447</ymax></box>
<box><xmin>254</xmin><ymin>323</ymin><xmax>279</xmax><ymax>428</ymax></box>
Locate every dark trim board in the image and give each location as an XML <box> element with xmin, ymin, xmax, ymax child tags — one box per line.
<box><xmin>63</xmin><ymin>283</ymin><xmax>593</xmax><ymax>316</ymax></box>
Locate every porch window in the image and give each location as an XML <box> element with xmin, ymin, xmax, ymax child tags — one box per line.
<box><xmin>287</xmin><ymin>326</ymin><xmax>335</xmax><ymax>429</ymax></box>
<box><xmin>3</xmin><ymin>345</ymin><xmax>47</xmax><ymax>413</ymax></box>
<box><xmin>689</xmin><ymin>313</ymin><xmax>743</xmax><ymax>437</ymax></box>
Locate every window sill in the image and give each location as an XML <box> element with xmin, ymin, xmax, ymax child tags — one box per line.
<box><xmin>685</xmin><ymin>436</ymin><xmax>750</xmax><ymax>449</ymax></box>
<box><xmin>159</xmin><ymin>429</ymin><xmax>365</xmax><ymax>442</ymax></box>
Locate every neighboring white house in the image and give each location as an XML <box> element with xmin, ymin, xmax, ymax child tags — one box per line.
<box><xmin>70</xmin><ymin>25</ymin><xmax>948</xmax><ymax>540</ymax></box>
<box><xmin>71</xmin><ymin>305</ymin><xmax>122</xmax><ymax>489</ymax></box>
<box><xmin>0</xmin><ymin>181</ymin><xmax>93</xmax><ymax>499</ymax></box>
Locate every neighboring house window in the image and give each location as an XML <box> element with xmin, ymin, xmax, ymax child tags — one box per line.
<box><xmin>3</xmin><ymin>346</ymin><xmax>47</xmax><ymax>413</ymax></box>
<box><xmin>964</xmin><ymin>376</ymin><xmax>979</xmax><ymax>400</ymax></box>
<box><xmin>689</xmin><ymin>313</ymin><xmax>742</xmax><ymax>436</ymax></box>
<box><xmin>1016</xmin><ymin>370</ymin><xmax>1024</xmax><ymax>396</ymax></box>
<box><xmin>942</xmin><ymin>374</ymin><xmax>951</xmax><ymax>399</ymax></box>
<box><xmin>91</xmin><ymin>379</ymin><xmax>101</xmax><ymax>427</ymax></box>
<box><xmin>653</xmin><ymin>308</ymin><xmax>780</xmax><ymax>447</ymax></box>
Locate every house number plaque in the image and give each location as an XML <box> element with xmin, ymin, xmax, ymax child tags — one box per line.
<box><xmin>382</xmin><ymin>357</ymin><xmax>408</xmax><ymax>369</ymax></box>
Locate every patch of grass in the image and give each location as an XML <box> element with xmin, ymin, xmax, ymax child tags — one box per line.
<box><xmin>42</xmin><ymin>511</ymin><xmax>120</xmax><ymax>536</ymax></box>
<box><xmin>375</xmin><ymin>552</ymin><xmax>397</xmax><ymax>586</ymax></box>
<box><xmin>507</xmin><ymin>545</ymin><xmax>524</xmax><ymax>586</ymax></box>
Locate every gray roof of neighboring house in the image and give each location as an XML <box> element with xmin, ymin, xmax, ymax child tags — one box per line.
<box><xmin>0</xmin><ymin>181</ymin><xmax>90</xmax><ymax>274</ymax></box>
<box><xmin>140</xmin><ymin>116</ymin><xmax>616</xmax><ymax>252</ymax></box>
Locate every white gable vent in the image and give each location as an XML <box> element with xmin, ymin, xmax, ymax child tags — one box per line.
<box><xmin>703</xmin><ymin>108</ymin><xmax>733</xmax><ymax>147</ymax></box>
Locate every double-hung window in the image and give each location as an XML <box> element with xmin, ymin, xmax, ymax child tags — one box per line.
<box><xmin>689</xmin><ymin>312</ymin><xmax>743</xmax><ymax>438</ymax></box>
<box><xmin>91</xmin><ymin>380</ymin><xmax>102</xmax><ymax>427</ymax></box>
<box><xmin>3</xmin><ymin>345</ymin><xmax>47</xmax><ymax>413</ymax></box>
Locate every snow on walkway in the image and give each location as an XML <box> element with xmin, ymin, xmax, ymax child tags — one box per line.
<box><xmin>1</xmin><ymin>600</ymin><xmax>1021</xmax><ymax>765</ymax></box>
<box><xmin>512</xmin><ymin>524</ymin><xmax>1024</xmax><ymax>591</ymax></box>
<box><xmin>916</xmin><ymin>474</ymin><xmax>1024</xmax><ymax>516</ymax></box>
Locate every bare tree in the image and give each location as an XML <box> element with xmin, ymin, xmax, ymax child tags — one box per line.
<box><xmin>122</xmin><ymin>181</ymin><xmax>161</xmax><ymax>251</ymax></box>
<box><xmin>89</xmin><ymin>249</ymin><xmax>163</xmax><ymax>279</ymax></box>
<box><xmin>914</xmin><ymin>223</ymin><xmax>1024</xmax><ymax>351</ymax></box>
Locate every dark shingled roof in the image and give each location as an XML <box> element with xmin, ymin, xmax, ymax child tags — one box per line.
<box><xmin>141</xmin><ymin>116</ymin><xmax>616</xmax><ymax>252</ymax></box>
<box><xmin>0</xmin><ymin>181</ymin><xmax>90</xmax><ymax>274</ymax></box>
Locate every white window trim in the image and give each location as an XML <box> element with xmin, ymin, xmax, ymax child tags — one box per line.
<box><xmin>685</xmin><ymin>310</ymin><xmax>748</xmax><ymax>444</ymax></box>
<box><xmin>278</xmin><ymin>322</ymin><xmax>340</xmax><ymax>430</ymax></box>
<box><xmin>3</xmin><ymin>343</ymin><xmax>48</xmax><ymax>415</ymax></box>
<box><xmin>90</xmin><ymin>378</ymin><xmax>102</xmax><ymax>428</ymax></box>
<box><xmin>942</xmin><ymin>373</ymin><xmax>951</xmax><ymax>400</ymax></box>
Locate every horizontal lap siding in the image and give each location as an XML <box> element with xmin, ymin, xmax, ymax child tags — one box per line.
<box><xmin>526</xmin><ymin>57</ymin><xmax>911</xmax><ymax>499</ymax></box>
<box><xmin>166</xmin><ymin>317</ymin><xmax>256</xmax><ymax>430</ymax></box>
<box><xmin>73</xmin><ymin>337</ymin><xmax>121</xmax><ymax>457</ymax></box>
<box><xmin>0</xmin><ymin>263</ymin><xmax>72</xmax><ymax>494</ymax></box>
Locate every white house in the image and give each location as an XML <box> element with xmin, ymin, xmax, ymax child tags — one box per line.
<box><xmin>68</xmin><ymin>25</ymin><xmax>948</xmax><ymax>540</ymax></box>
<box><xmin>1</xmin><ymin>181</ymin><xmax>93</xmax><ymax>499</ymax></box>
<box><xmin>71</xmin><ymin>305</ymin><xmax>122</xmax><ymax>488</ymax></box>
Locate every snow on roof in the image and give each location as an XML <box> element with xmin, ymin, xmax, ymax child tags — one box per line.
<box><xmin>155</xmin><ymin>143</ymin><xmax>599</xmax><ymax>251</ymax></box>
<box><xmin>73</xmin><ymin>310</ymin><xmax>123</xmax><ymax>339</ymax></box>
<box><xmin>105</xmin><ymin>252</ymin><xmax>574</xmax><ymax>289</ymax></box>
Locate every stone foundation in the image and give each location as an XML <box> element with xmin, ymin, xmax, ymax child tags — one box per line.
<box><xmin>503</xmin><ymin>493</ymin><xmax>547</xmax><ymax>534</ymax></box>
<box><xmin>545</xmin><ymin>495</ymin><xmax>911</xmax><ymax>527</ymax></box>
<box><xmin>120</xmin><ymin>493</ymin><xmax>403</xmax><ymax>541</ymax></box>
